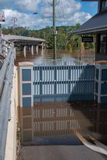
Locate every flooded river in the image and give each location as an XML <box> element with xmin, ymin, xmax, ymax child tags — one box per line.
<box><xmin>15</xmin><ymin>48</ymin><xmax>95</xmax><ymax>65</ymax></box>
<box><xmin>15</xmin><ymin>48</ymin><xmax>107</xmax><ymax>146</ymax></box>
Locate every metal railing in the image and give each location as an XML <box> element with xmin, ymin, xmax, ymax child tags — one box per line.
<box><xmin>33</xmin><ymin>61</ymin><xmax>95</xmax><ymax>102</ymax></box>
<box><xmin>0</xmin><ymin>38</ymin><xmax>15</xmax><ymax>160</ymax></box>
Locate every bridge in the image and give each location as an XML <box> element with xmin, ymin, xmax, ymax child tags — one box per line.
<box><xmin>4</xmin><ymin>35</ymin><xmax>45</xmax><ymax>57</ymax></box>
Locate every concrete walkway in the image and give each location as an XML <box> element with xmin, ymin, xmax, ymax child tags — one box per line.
<box><xmin>18</xmin><ymin>145</ymin><xmax>106</xmax><ymax>160</ymax></box>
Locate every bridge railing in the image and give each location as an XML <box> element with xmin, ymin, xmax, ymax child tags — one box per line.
<box><xmin>0</xmin><ymin>38</ymin><xmax>15</xmax><ymax>95</ymax></box>
<box><xmin>0</xmin><ymin>38</ymin><xmax>15</xmax><ymax>160</ymax></box>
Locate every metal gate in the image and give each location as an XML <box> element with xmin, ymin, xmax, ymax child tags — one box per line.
<box><xmin>33</xmin><ymin>60</ymin><xmax>95</xmax><ymax>102</ymax></box>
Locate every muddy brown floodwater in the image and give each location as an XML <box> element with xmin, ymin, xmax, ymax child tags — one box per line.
<box><xmin>15</xmin><ymin>48</ymin><xmax>95</xmax><ymax>65</ymax></box>
<box><xmin>16</xmin><ymin>49</ymin><xmax>107</xmax><ymax>160</ymax></box>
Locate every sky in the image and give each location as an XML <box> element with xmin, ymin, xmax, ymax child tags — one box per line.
<box><xmin>0</xmin><ymin>0</ymin><xmax>98</xmax><ymax>29</ymax></box>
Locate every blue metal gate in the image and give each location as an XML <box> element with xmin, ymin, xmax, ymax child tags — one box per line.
<box><xmin>33</xmin><ymin>60</ymin><xmax>95</xmax><ymax>102</ymax></box>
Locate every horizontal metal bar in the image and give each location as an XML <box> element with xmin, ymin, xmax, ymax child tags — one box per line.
<box><xmin>33</xmin><ymin>65</ymin><xmax>95</xmax><ymax>70</ymax></box>
<box><xmin>0</xmin><ymin>47</ymin><xmax>14</xmax><ymax>96</ymax></box>
<box><xmin>33</xmin><ymin>80</ymin><xmax>94</xmax><ymax>85</ymax></box>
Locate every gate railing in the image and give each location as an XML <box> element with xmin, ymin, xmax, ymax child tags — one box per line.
<box><xmin>33</xmin><ymin>61</ymin><xmax>95</xmax><ymax>102</ymax></box>
<box><xmin>0</xmin><ymin>38</ymin><xmax>15</xmax><ymax>160</ymax></box>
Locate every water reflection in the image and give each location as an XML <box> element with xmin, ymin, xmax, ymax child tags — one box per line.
<box><xmin>34</xmin><ymin>102</ymin><xmax>107</xmax><ymax>145</ymax></box>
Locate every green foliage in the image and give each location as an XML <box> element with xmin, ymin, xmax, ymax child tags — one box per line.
<box><xmin>2</xmin><ymin>24</ymin><xmax>94</xmax><ymax>51</ymax></box>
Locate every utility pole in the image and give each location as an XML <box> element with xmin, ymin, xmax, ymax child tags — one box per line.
<box><xmin>53</xmin><ymin>0</ymin><xmax>57</xmax><ymax>60</ymax></box>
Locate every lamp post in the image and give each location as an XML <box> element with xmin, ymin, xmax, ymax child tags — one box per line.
<box><xmin>11</xmin><ymin>17</ymin><xmax>17</xmax><ymax>34</ymax></box>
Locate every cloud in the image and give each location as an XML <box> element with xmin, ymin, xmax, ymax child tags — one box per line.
<box><xmin>40</xmin><ymin>0</ymin><xmax>92</xmax><ymax>26</ymax></box>
<box><xmin>0</xmin><ymin>0</ymin><xmax>92</xmax><ymax>29</ymax></box>
<box><xmin>15</xmin><ymin>0</ymin><xmax>41</xmax><ymax>12</ymax></box>
<box><xmin>3</xmin><ymin>9</ymin><xmax>46</xmax><ymax>29</ymax></box>
<box><xmin>0</xmin><ymin>0</ymin><xmax>41</xmax><ymax>12</ymax></box>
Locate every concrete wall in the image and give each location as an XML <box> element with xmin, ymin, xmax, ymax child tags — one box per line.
<box><xmin>4</xmin><ymin>67</ymin><xmax>18</xmax><ymax>160</ymax></box>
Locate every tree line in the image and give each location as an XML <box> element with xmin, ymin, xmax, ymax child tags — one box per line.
<box><xmin>2</xmin><ymin>24</ymin><xmax>95</xmax><ymax>52</ymax></box>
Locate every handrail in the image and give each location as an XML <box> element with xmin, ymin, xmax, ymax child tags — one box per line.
<box><xmin>0</xmin><ymin>37</ymin><xmax>14</xmax><ymax>97</ymax></box>
<box><xmin>0</xmin><ymin>38</ymin><xmax>13</xmax><ymax>57</ymax></box>
<box><xmin>0</xmin><ymin>39</ymin><xmax>15</xmax><ymax>160</ymax></box>
<box><xmin>0</xmin><ymin>48</ymin><xmax>13</xmax><ymax>96</ymax></box>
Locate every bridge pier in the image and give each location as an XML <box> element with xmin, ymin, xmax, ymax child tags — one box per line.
<box><xmin>23</xmin><ymin>46</ymin><xmax>26</xmax><ymax>57</ymax></box>
<box><xmin>31</xmin><ymin>45</ymin><xmax>34</xmax><ymax>56</ymax></box>
<box><xmin>36</xmin><ymin>45</ymin><xmax>38</xmax><ymax>54</ymax></box>
<box><xmin>29</xmin><ymin>46</ymin><xmax>31</xmax><ymax>51</ymax></box>
<box><xmin>41</xmin><ymin>43</ymin><xmax>44</xmax><ymax>55</ymax></box>
<box><xmin>14</xmin><ymin>48</ymin><xmax>16</xmax><ymax>60</ymax></box>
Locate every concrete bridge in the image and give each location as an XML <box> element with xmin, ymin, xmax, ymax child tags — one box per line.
<box><xmin>4</xmin><ymin>35</ymin><xmax>45</xmax><ymax>57</ymax></box>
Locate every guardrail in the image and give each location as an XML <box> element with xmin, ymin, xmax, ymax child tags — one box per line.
<box><xmin>0</xmin><ymin>38</ymin><xmax>15</xmax><ymax>160</ymax></box>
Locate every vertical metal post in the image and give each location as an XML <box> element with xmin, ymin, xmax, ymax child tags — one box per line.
<box><xmin>40</xmin><ymin>67</ymin><xmax>42</xmax><ymax>95</ymax></box>
<box><xmin>53</xmin><ymin>0</ymin><xmax>57</xmax><ymax>60</ymax></box>
<box><xmin>68</xmin><ymin>66</ymin><xmax>71</xmax><ymax>94</ymax></box>
<box><xmin>41</xmin><ymin>43</ymin><xmax>44</xmax><ymax>55</ymax></box>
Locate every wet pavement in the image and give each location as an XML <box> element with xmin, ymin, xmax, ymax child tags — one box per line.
<box><xmin>17</xmin><ymin>145</ymin><xmax>107</xmax><ymax>160</ymax></box>
<box><xmin>17</xmin><ymin>102</ymin><xmax>107</xmax><ymax>160</ymax></box>
<box><xmin>33</xmin><ymin>102</ymin><xmax>107</xmax><ymax>145</ymax></box>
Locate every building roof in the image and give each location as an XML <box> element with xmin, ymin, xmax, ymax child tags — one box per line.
<box><xmin>72</xmin><ymin>10</ymin><xmax>107</xmax><ymax>34</ymax></box>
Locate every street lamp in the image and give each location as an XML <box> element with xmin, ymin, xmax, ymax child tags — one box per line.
<box><xmin>11</xmin><ymin>17</ymin><xmax>17</xmax><ymax>34</ymax></box>
<box><xmin>11</xmin><ymin>17</ymin><xmax>17</xmax><ymax>28</ymax></box>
